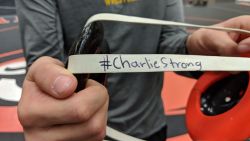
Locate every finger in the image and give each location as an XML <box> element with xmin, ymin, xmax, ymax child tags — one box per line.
<box><xmin>218</xmin><ymin>16</ymin><xmax>250</xmax><ymax>41</ymax></box>
<box><xmin>187</xmin><ymin>29</ymin><xmax>238</xmax><ymax>56</ymax></box>
<box><xmin>219</xmin><ymin>15</ymin><xmax>250</xmax><ymax>31</ymax></box>
<box><xmin>214</xmin><ymin>34</ymin><xmax>238</xmax><ymax>56</ymax></box>
<box><xmin>25</xmin><ymin>101</ymin><xmax>108</xmax><ymax>141</ymax></box>
<box><xmin>26</xmin><ymin>56</ymin><xmax>77</xmax><ymax>99</ymax></box>
<box><xmin>217</xmin><ymin>16</ymin><xmax>250</xmax><ymax>55</ymax></box>
<box><xmin>19</xmin><ymin>79</ymin><xmax>109</xmax><ymax>127</ymax></box>
<box><xmin>238</xmin><ymin>37</ymin><xmax>250</xmax><ymax>54</ymax></box>
<box><xmin>202</xmin><ymin>30</ymin><xmax>239</xmax><ymax>56</ymax></box>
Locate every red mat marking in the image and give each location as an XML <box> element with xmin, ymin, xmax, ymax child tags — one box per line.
<box><xmin>0</xmin><ymin>107</ymin><xmax>23</xmax><ymax>132</ymax></box>
<box><xmin>0</xmin><ymin>49</ymin><xmax>23</xmax><ymax>58</ymax></box>
<box><xmin>0</xmin><ymin>25</ymin><xmax>18</xmax><ymax>32</ymax></box>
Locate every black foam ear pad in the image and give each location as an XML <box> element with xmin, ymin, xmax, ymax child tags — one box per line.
<box><xmin>186</xmin><ymin>71</ymin><xmax>250</xmax><ymax>140</ymax></box>
<box><xmin>67</xmin><ymin>22</ymin><xmax>109</xmax><ymax>92</ymax></box>
<box><xmin>201</xmin><ymin>72</ymin><xmax>248</xmax><ymax>116</ymax></box>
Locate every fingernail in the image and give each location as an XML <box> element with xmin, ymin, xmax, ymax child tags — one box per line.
<box><xmin>52</xmin><ymin>76</ymin><xmax>72</xmax><ymax>95</ymax></box>
<box><xmin>238</xmin><ymin>44</ymin><xmax>250</xmax><ymax>53</ymax></box>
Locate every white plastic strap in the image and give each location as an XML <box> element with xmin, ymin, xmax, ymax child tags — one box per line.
<box><xmin>68</xmin><ymin>54</ymin><xmax>250</xmax><ymax>73</ymax></box>
<box><xmin>105</xmin><ymin>126</ymin><xmax>146</xmax><ymax>141</ymax></box>
<box><xmin>85</xmin><ymin>13</ymin><xmax>250</xmax><ymax>34</ymax></box>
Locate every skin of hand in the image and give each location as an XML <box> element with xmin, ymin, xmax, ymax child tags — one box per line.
<box><xmin>187</xmin><ymin>15</ymin><xmax>250</xmax><ymax>56</ymax></box>
<box><xmin>18</xmin><ymin>56</ymin><xmax>109</xmax><ymax>141</ymax></box>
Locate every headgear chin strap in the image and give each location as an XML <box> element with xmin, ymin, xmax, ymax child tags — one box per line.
<box><xmin>186</xmin><ymin>71</ymin><xmax>250</xmax><ymax>140</ymax></box>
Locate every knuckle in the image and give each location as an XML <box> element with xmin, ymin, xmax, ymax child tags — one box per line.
<box><xmin>90</xmin><ymin>124</ymin><xmax>106</xmax><ymax>140</ymax></box>
<box><xmin>88</xmin><ymin>117</ymin><xmax>106</xmax><ymax>138</ymax></box>
<box><xmin>92</xmin><ymin>130</ymin><xmax>106</xmax><ymax>141</ymax></box>
<box><xmin>32</xmin><ymin>56</ymin><xmax>51</xmax><ymax>68</ymax></box>
<box><xmin>97</xmin><ymin>85</ymin><xmax>109</xmax><ymax>100</ymax></box>
<box><xmin>72</xmin><ymin>106</ymin><xmax>91</xmax><ymax>122</ymax></box>
<box><xmin>31</xmin><ymin>56</ymin><xmax>63</xmax><ymax>71</ymax></box>
<box><xmin>17</xmin><ymin>97</ymin><xmax>39</xmax><ymax>128</ymax></box>
<box><xmin>17</xmin><ymin>104</ymin><xmax>33</xmax><ymax>128</ymax></box>
<box><xmin>17</xmin><ymin>105</ymin><xmax>25</xmax><ymax>124</ymax></box>
<box><xmin>218</xmin><ymin>46</ymin><xmax>236</xmax><ymax>56</ymax></box>
<box><xmin>27</xmin><ymin>57</ymin><xmax>51</xmax><ymax>79</ymax></box>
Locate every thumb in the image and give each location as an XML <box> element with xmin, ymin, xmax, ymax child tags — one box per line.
<box><xmin>27</xmin><ymin>56</ymin><xmax>77</xmax><ymax>99</ymax></box>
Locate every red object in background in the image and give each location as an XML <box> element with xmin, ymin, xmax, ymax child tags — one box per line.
<box><xmin>186</xmin><ymin>72</ymin><xmax>250</xmax><ymax>140</ymax></box>
<box><xmin>0</xmin><ymin>107</ymin><xmax>23</xmax><ymax>132</ymax></box>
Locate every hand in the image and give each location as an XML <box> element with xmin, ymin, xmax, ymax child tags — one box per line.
<box><xmin>187</xmin><ymin>15</ymin><xmax>250</xmax><ymax>56</ymax></box>
<box><xmin>18</xmin><ymin>56</ymin><xmax>109</xmax><ymax>141</ymax></box>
